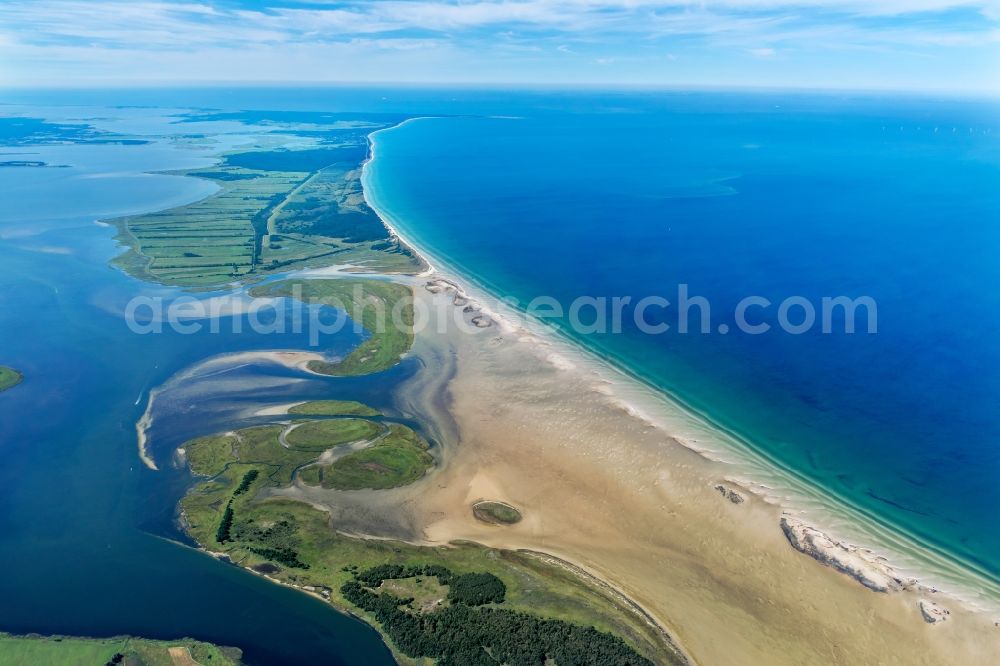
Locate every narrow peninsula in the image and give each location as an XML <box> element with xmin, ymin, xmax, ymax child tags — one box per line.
<box><xmin>114</xmin><ymin>127</ymin><xmax>683</xmax><ymax>663</ymax></box>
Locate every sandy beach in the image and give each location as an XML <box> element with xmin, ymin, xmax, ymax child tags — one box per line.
<box><xmin>131</xmin><ymin>120</ymin><xmax>1000</xmax><ymax>664</ymax></box>
<box><xmin>339</xmin><ymin>123</ymin><xmax>1000</xmax><ymax>663</ymax></box>
<box><xmin>299</xmin><ymin>271</ymin><xmax>998</xmax><ymax>665</ymax></box>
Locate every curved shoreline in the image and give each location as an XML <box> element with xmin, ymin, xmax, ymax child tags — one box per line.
<box><xmin>137</xmin><ymin>350</ymin><xmax>324</xmax><ymax>470</ymax></box>
<box><xmin>518</xmin><ymin>549</ymin><xmax>693</xmax><ymax>665</ymax></box>
<box><xmin>361</xmin><ymin>118</ymin><xmax>1000</xmax><ymax>617</ymax></box>
<box><xmin>116</xmin><ymin>114</ymin><xmax>997</xmax><ymax>664</ymax></box>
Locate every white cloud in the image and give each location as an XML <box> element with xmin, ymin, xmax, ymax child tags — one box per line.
<box><xmin>0</xmin><ymin>0</ymin><xmax>997</xmax><ymax>88</ymax></box>
<box><xmin>4</xmin><ymin>0</ymin><xmax>999</xmax><ymax>46</ymax></box>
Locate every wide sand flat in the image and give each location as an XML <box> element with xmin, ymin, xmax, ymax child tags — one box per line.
<box><xmin>377</xmin><ymin>283</ymin><xmax>999</xmax><ymax>665</ymax></box>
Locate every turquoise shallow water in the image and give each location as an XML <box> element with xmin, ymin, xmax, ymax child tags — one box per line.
<box><xmin>362</xmin><ymin>93</ymin><xmax>1000</xmax><ymax>591</ymax></box>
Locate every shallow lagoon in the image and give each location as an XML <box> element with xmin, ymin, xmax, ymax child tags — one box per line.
<box><xmin>0</xmin><ymin>113</ymin><xmax>397</xmax><ymax>664</ymax></box>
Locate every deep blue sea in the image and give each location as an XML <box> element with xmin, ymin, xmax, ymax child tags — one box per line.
<box><xmin>362</xmin><ymin>91</ymin><xmax>1000</xmax><ymax>593</ymax></box>
<box><xmin>1</xmin><ymin>88</ymin><xmax>999</xmax><ymax>660</ymax></box>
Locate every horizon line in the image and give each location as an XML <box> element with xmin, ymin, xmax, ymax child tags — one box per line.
<box><xmin>2</xmin><ymin>80</ymin><xmax>999</xmax><ymax>102</ymax></box>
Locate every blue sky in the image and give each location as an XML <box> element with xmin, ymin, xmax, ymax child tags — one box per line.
<box><xmin>0</xmin><ymin>0</ymin><xmax>997</xmax><ymax>92</ymax></box>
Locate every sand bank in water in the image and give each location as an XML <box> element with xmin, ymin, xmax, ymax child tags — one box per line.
<box><xmin>138</xmin><ymin>350</ymin><xmax>323</xmax><ymax>469</ymax></box>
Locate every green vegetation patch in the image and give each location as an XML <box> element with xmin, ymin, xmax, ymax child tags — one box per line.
<box><xmin>0</xmin><ymin>634</ymin><xmax>119</xmax><ymax>666</ymax></box>
<box><xmin>182</xmin><ymin>497</ymin><xmax>673</xmax><ymax>664</ymax></box>
<box><xmin>284</xmin><ymin>418</ymin><xmax>381</xmax><ymax>452</ymax></box>
<box><xmin>320</xmin><ymin>423</ymin><xmax>432</xmax><ymax>490</ymax></box>
<box><xmin>271</xmin><ymin>162</ymin><xmax>389</xmax><ymax>243</ymax></box>
<box><xmin>222</xmin><ymin>146</ymin><xmax>367</xmax><ymax>173</ymax></box>
<box><xmin>0</xmin><ymin>117</ymin><xmax>150</xmax><ymax>147</ymax></box>
<box><xmin>250</xmin><ymin>278</ymin><xmax>414</xmax><ymax>376</ymax></box>
<box><xmin>176</xmin><ymin>408</ymin><xmax>677</xmax><ymax>664</ymax></box>
<box><xmin>297</xmin><ymin>465</ymin><xmax>322</xmax><ymax>486</ymax></box>
<box><xmin>0</xmin><ymin>632</ymin><xmax>242</xmax><ymax>666</ymax></box>
<box><xmin>183</xmin><ymin>463</ymin><xmax>263</xmax><ymax>551</ymax></box>
<box><xmin>378</xmin><ymin>576</ymin><xmax>449</xmax><ymax>612</ymax></box>
<box><xmin>184</xmin><ymin>433</ymin><xmax>237</xmax><ymax>477</ymax></box>
<box><xmin>184</xmin><ymin>425</ymin><xmax>316</xmax><ymax>484</ymax></box>
<box><xmin>472</xmin><ymin>500</ymin><xmax>523</xmax><ymax>525</ymax></box>
<box><xmin>0</xmin><ymin>367</ymin><xmax>22</xmax><ymax>393</ymax></box>
<box><xmin>110</xmin><ymin>140</ymin><xmax>423</xmax><ymax>288</ymax></box>
<box><xmin>111</xmin><ymin>165</ymin><xmax>298</xmax><ymax>286</ymax></box>
<box><xmin>446</xmin><ymin>572</ymin><xmax>507</xmax><ymax>606</ymax></box>
<box><xmin>179</xmin><ymin>412</ymin><xmax>432</xmax><ymax>558</ymax></box>
<box><xmin>288</xmin><ymin>400</ymin><xmax>380</xmax><ymax>417</ymax></box>
<box><xmin>342</xmin><ymin>565</ymin><xmax>651</xmax><ymax>666</ymax></box>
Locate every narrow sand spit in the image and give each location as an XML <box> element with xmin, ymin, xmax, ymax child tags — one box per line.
<box><xmin>138</xmin><ymin>350</ymin><xmax>323</xmax><ymax>470</ymax></box>
<box><xmin>254</xmin><ymin>401</ymin><xmax>305</xmax><ymax>417</ymax></box>
<box><xmin>329</xmin><ymin>281</ymin><xmax>1000</xmax><ymax>666</ymax></box>
<box><xmin>235</xmin><ymin>350</ymin><xmax>325</xmax><ymax>373</ymax></box>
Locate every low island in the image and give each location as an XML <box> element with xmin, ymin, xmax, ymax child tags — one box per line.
<box><xmin>472</xmin><ymin>500</ymin><xmax>523</xmax><ymax>526</ymax></box>
<box><xmin>0</xmin><ymin>366</ymin><xmax>22</xmax><ymax>393</ymax></box>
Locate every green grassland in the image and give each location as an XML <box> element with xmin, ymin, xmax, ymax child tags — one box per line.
<box><xmin>284</xmin><ymin>418</ymin><xmax>382</xmax><ymax>451</ymax></box>
<box><xmin>0</xmin><ymin>366</ymin><xmax>22</xmax><ymax>393</ymax></box>
<box><xmin>112</xmin><ymin>164</ymin><xmax>298</xmax><ymax>286</ymax></box>
<box><xmin>184</xmin><ymin>425</ymin><xmax>315</xmax><ymax>485</ymax></box>
<box><xmin>295</xmin><ymin>465</ymin><xmax>323</xmax><ymax>486</ymax></box>
<box><xmin>250</xmin><ymin>278</ymin><xmax>414</xmax><ymax>376</ymax></box>
<box><xmin>288</xmin><ymin>400</ymin><xmax>380</xmax><ymax>417</ymax></box>
<box><xmin>176</xmin><ymin>406</ymin><xmax>679</xmax><ymax>665</ymax></box>
<box><xmin>308</xmin><ymin>423</ymin><xmax>433</xmax><ymax>490</ymax></box>
<box><xmin>183</xmin><ymin>417</ymin><xmax>431</xmax><ymax>494</ymax></box>
<box><xmin>0</xmin><ymin>633</ymin><xmax>241</xmax><ymax>666</ymax></box>
<box><xmin>379</xmin><ymin>575</ymin><xmax>450</xmax><ymax>611</ymax></box>
<box><xmin>270</xmin><ymin>162</ymin><xmax>387</xmax><ymax>242</ymax></box>
<box><xmin>112</xmin><ymin>141</ymin><xmax>424</xmax><ymax>288</ymax></box>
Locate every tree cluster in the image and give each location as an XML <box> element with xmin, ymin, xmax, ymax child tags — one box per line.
<box><xmin>447</xmin><ymin>572</ymin><xmax>507</xmax><ymax>606</ymax></box>
<box><xmin>215</xmin><ymin>502</ymin><xmax>234</xmax><ymax>543</ymax></box>
<box><xmin>342</xmin><ymin>565</ymin><xmax>651</xmax><ymax>666</ymax></box>
<box><xmin>354</xmin><ymin>563</ymin><xmax>456</xmax><ymax>588</ymax></box>
<box><xmin>248</xmin><ymin>546</ymin><xmax>309</xmax><ymax>569</ymax></box>
<box><xmin>215</xmin><ymin>469</ymin><xmax>260</xmax><ymax>544</ymax></box>
<box><xmin>234</xmin><ymin>469</ymin><xmax>259</xmax><ymax>496</ymax></box>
